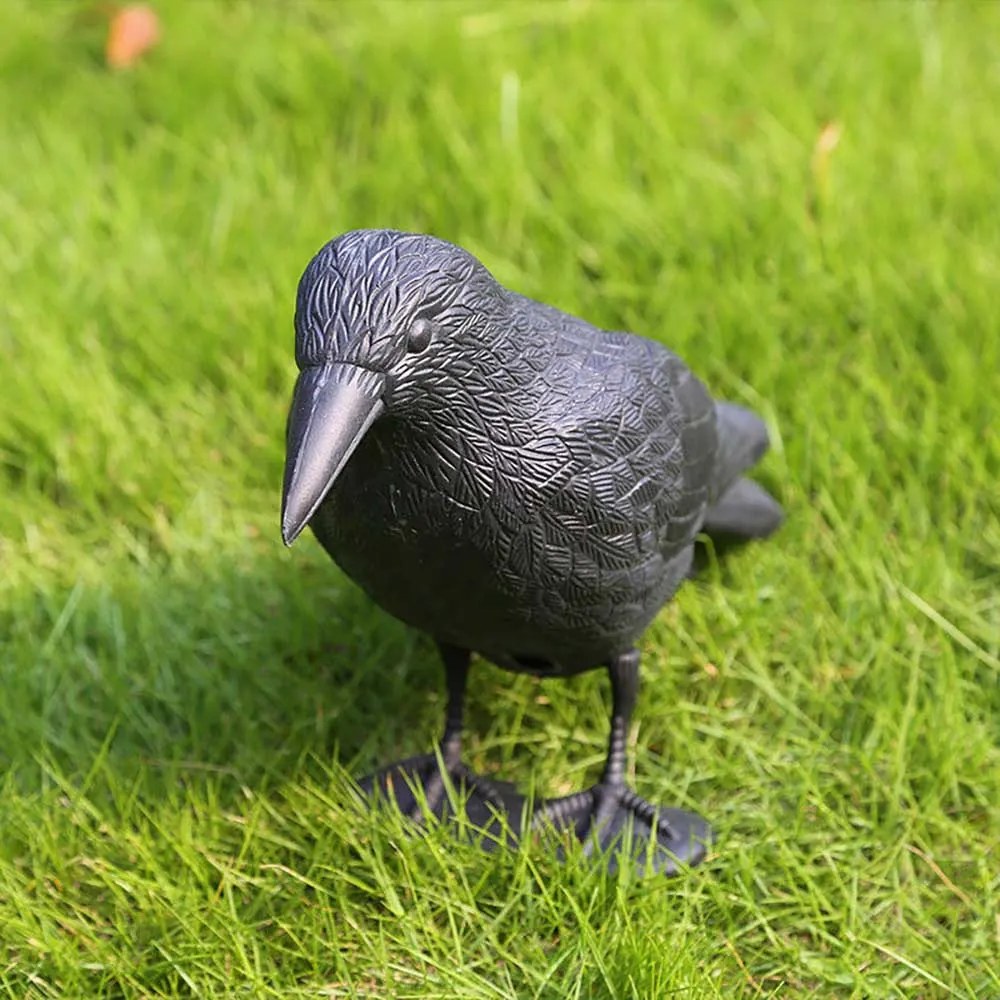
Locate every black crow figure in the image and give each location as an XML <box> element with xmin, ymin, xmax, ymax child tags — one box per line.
<box><xmin>281</xmin><ymin>230</ymin><xmax>782</xmax><ymax>874</ymax></box>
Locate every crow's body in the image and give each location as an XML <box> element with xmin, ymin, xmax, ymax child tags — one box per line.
<box><xmin>282</xmin><ymin>230</ymin><xmax>782</xmax><ymax>873</ymax></box>
<box><xmin>319</xmin><ymin>305</ymin><xmax>736</xmax><ymax>675</ymax></box>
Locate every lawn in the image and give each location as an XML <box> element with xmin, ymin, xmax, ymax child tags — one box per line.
<box><xmin>1</xmin><ymin>1</ymin><xmax>998</xmax><ymax>996</ymax></box>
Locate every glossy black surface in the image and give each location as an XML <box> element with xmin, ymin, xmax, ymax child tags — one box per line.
<box><xmin>282</xmin><ymin>230</ymin><xmax>783</xmax><ymax>872</ymax></box>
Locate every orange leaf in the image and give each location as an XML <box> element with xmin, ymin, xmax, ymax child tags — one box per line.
<box><xmin>811</xmin><ymin>121</ymin><xmax>843</xmax><ymax>186</ymax></box>
<box><xmin>106</xmin><ymin>4</ymin><xmax>160</xmax><ymax>70</ymax></box>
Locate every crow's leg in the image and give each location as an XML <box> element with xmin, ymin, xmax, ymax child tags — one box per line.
<box><xmin>357</xmin><ymin>644</ymin><xmax>524</xmax><ymax>843</ymax></box>
<box><xmin>533</xmin><ymin>650</ymin><xmax>713</xmax><ymax>875</ymax></box>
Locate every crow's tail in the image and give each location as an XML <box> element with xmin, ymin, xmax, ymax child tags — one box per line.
<box><xmin>703</xmin><ymin>402</ymin><xmax>783</xmax><ymax>541</ymax></box>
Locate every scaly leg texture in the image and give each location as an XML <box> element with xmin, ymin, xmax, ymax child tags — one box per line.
<box><xmin>357</xmin><ymin>644</ymin><xmax>524</xmax><ymax>846</ymax></box>
<box><xmin>534</xmin><ymin>650</ymin><xmax>713</xmax><ymax>875</ymax></box>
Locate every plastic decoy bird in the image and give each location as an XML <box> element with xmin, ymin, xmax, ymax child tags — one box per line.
<box><xmin>281</xmin><ymin>230</ymin><xmax>783</xmax><ymax>874</ymax></box>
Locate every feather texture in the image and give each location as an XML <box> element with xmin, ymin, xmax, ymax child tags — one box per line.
<box><xmin>295</xmin><ymin>231</ymin><xmax>782</xmax><ymax>675</ymax></box>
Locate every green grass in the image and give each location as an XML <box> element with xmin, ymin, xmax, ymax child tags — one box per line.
<box><xmin>1</xmin><ymin>1</ymin><xmax>998</xmax><ymax>996</ymax></box>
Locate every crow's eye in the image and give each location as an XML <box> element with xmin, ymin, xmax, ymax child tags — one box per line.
<box><xmin>407</xmin><ymin>318</ymin><xmax>434</xmax><ymax>354</ymax></box>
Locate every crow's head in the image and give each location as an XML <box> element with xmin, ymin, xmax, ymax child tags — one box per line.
<box><xmin>280</xmin><ymin>229</ymin><xmax>503</xmax><ymax>544</ymax></box>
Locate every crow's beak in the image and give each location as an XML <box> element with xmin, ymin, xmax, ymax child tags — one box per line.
<box><xmin>281</xmin><ymin>363</ymin><xmax>386</xmax><ymax>545</ymax></box>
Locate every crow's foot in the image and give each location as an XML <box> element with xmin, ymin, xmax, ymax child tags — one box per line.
<box><xmin>357</xmin><ymin>754</ymin><xmax>526</xmax><ymax>849</ymax></box>
<box><xmin>534</xmin><ymin>783</ymin><xmax>712</xmax><ymax>875</ymax></box>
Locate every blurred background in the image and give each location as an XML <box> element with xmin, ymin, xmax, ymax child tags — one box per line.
<box><xmin>0</xmin><ymin>2</ymin><xmax>997</xmax><ymax>996</ymax></box>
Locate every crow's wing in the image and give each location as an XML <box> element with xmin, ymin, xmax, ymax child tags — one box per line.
<box><xmin>503</xmin><ymin>314</ymin><xmax>719</xmax><ymax>585</ymax></box>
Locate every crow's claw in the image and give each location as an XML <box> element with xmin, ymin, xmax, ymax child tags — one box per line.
<box><xmin>357</xmin><ymin>753</ymin><xmax>525</xmax><ymax>849</ymax></box>
<box><xmin>534</xmin><ymin>783</ymin><xmax>713</xmax><ymax>875</ymax></box>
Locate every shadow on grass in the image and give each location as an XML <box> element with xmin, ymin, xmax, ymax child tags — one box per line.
<box><xmin>0</xmin><ymin>544</ymin><xmax>452</xmax><ymax>806</ymax></box>
<box><xmin>0</xmin><ymin>512</ymin><xmax>783</xmax><ymax>816</ymax></box>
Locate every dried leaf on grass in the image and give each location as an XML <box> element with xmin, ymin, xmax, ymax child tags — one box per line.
<box><xmin>106</xmin><ymin>4</ymin><xmax>160</xmax><ymax>70</ymax></box>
